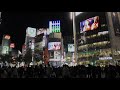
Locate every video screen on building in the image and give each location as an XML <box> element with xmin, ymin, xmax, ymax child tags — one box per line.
<box><xmin>48</xmin><ymin>42</ymin><xmax>61</xmax><ymax>50</ymax></box>
<box><xmin>80</xmin><ymin>16</ymin><xmax>99</xmax><ymax>33</ymax></box>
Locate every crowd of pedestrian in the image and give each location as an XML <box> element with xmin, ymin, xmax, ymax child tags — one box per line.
<box><xmin>1</xmin><ymin>63</ymin><xmax>120</xmax><ymax>78</ymax></box>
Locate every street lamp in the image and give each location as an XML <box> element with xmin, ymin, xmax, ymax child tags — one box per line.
<box><xmin>70</xmin><ymin>12</ymin><xmax>83</xmax><ymax>64</ymax></box>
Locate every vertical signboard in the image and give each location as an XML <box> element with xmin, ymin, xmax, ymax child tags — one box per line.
<box><xmin>49</xmin><ymin>20</ymin><xmax>61</xmax><ymax>33</ymax></box>
<box><xmin>54</xmin><ymin>51</ymin><xmax>61</xmax><ymax>60</ymax></box>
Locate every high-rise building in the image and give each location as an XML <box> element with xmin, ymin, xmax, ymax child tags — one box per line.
<box><xmin>34</xmin><ymin>28</ymin><xmax>49</xmax><ymax>63</ymax></box>
<box><xmin>24</xmin><ymin>27</ymin><xmax>36</xmax><ymax>62</ymax></box>
<box><xmin>48</xmin><ymin>32</ymin><xmax>64</xmax><ymax>66</ymax></box>
<box><xmin>76</xmin><ymin>12</ymin><xmax>120</xmax><ymax>66</ymax></box>
<box><xmin>48</xmin><ymin>20</ymin><xmax>64</xmax><ymax>66</ymax></box>
<box><xmin>25</xmin><ymin>27</ymin><xmax>36</xmax><ymax>50</ymax></box>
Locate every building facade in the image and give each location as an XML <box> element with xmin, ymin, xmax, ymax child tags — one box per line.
<box><xmin>34</xmin><ymin>28</ymin><xmax>49</xmax><ymax>63</ymax></box>
<box><xmin>48</xmin><ymin>32</ymin><xmax>63</xmax><ymax>66</ymax></box>
<box><xmin>76</xmin><ymin>12</ymin><xmax>116</xmax><ymax>66</ymax></box>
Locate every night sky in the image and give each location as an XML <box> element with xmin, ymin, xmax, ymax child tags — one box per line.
<box><xmin>0</xmin><ymin>12</ymin><xmax>73</xmax><ymax>51</ymax></box>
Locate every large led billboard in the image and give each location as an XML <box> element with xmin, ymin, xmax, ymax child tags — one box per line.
<box><xmin>26</xmin><ymin>27</ymin><xmax>36</xmax><ymax>37</ymax></box>
<box><xmin>80</xmin><ymin>16</ymin><xmax>99</xmax><ymax>33</ymax></box>
<box><xmin>48</xmin><ymin>42</ymin><xmax>61</xmax><ymax>50</ymax></box>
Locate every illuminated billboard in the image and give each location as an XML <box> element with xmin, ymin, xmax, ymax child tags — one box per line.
<box><xmin>68</xmin><ymin>44</ymin><xmax>75</xmax><ymax>52</ymax></box>
<box><xmin>49</xmin><ymin>20</ymin><xmax>61</xmax><ymax>33</ymax></box>
<box><xmin>48</xmin><ymin>42</ymin><xmax>61</xmax><ymax>50</ymax></box>
<box><xmin>26</xmin><ymin>27</ymin><xmax>36</xmax><ymax>37</ymax></box>
<box><xmin>80</xmin><ymin>16</ymin><xmax>99</xmax><ymax>33</ymax></box>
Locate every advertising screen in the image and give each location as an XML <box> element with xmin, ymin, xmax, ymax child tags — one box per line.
<box><xmin>80</xmin><ymin>16</ymin><xmax>99</xmax><ymax>33</ymax></box>
<box><xmin>26</xmin><ymin>27</ymin><xmax>36</xmax><ymax>37</ymax></box>
<box><xmin>48</xmin><ymin>42</ymin><xmax>61</xmax><ymax>50</ymax></box>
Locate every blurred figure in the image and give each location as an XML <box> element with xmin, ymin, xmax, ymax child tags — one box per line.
<box><xmin>46</xmin><ymin>64</ymin><xmax>53</xmax><ymax>78</ymax></box>
<box><xmin>62</xmin><ymin>65</ymin><xmax>70</xmax><ymax>78</ymax></box>
<box><xmin>0</xmin><ymin>68</ymin><xmax>8</xmax><ymax>78</ymax></box>
<box><xmin>11</xmin><ymin>67</ymin><xmax>18</xmax><ymax>78</ymax></box>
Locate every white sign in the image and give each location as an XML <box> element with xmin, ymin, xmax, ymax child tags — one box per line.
<box><xmin>26</xmin><ymin>27</ymin><xmax>36</xmax><ymax>37</ymax></box>
<box><xmin>98</xmin><ymin>31</ymin><xmax>109</xmax><ymax>35</ymax></box>
<box><xmin>54</xmin><ymin>51</ymin><xmax>61</xmax><ymax>60</ymax></box>
<box><xmin>42</xmin><ymin>36</ymin><xmax>47</xmax><ymax>47</ymax></box>
<box><xmin>68</xmin><ymin>44</ymin><xmax>75</xmax><ymax>52</ymax></box>
<box><xmin>99</xmin><ymin>57</ymin><xmax>113</xmax><ymax>60</ymax></box>
<box><xmin>48</xmin><ymin>42</ymin><xmax>61</xmax><ymax>50</ymax></box>
<box><xmin>2</xmin><ymin>46</ymin><xmax>9</xmax><ymax>54</ymax></box>
<box><xmin>31</xmin><ymin>43</ymin><xmax>35</xmax><ymax>50</ymax></box>
<box><xmin>49</xmin><ymin>59</ymin><xmax>61</xmax><ymax>61</ymax></box>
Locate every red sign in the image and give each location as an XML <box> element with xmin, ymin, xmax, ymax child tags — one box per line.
<box><xmin>5</xmin><ymin>35</ymin><xmax>11</xmax><ymax>40</ymax></box>
<box><xmin>10</xmin><ymin>43</ymin><xmax>15</xmax><ymax>48</ymax></box>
